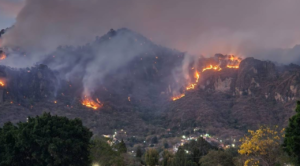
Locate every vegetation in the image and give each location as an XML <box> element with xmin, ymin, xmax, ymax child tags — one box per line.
<box><xmin>199</xmin><ymin>150</ymin><xmax>234</xmax><ymax>166</ymax></box>
<box><xmin>90</xmin><ymin>137</ymin><xmax>124</xmax><ymax>166</ymax></box>
<box><xmin>238</xmin><ymin>126</ymin><xmax>292</xmax><ymax>166</ymax></box>
<box><xmin>2</xmin><ymin>101</ymin><xmax>300</xmax><ymax>166</ymax></box>
<box><xmin>283</xmin><ymin>101</ymin><xmax>300</xmax><ymax>164</ymax></box>
<box><xmin>116</xmin><ymin>139</ymin><xmax>127</xmax><ymax>153</ymax></box>
<box><xmin>0</xmin><ymin>113</ymin><xmax>92</xmax><ymax>166</ymax></box>
<box><xmin>136</xmin><ymin>146</ymin><xmax>143</xmax><ymax>158</ymax></box>
<box><xmin>145</xmin><ymin>148</ymin><xmax>159</xmax><ymax>166</ymax></box>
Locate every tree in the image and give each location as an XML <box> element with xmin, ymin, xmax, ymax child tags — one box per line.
<box><xmin>199</xmin><ymin>150</ymin><xmax>234</xmax><ymax>166</ymax></box>
<box><xmin>90</xmin><ymin>137</ymin><xmax>124</xmax><ymax>166</ymax></box>
<box><xmin>136</xmin><ymin>146</ymin><xmax>143</xmax><ymax>158</ymax></box>
<box><xmin>116</xmin><ymin>139</ymin><xmax>127</xmax><ymax>153</ymax></box>
<box><xmin>173</xmin><ymin>146</ymin><xmax>188</xmax><ymax>166</ymax></box>
<box><xmin>163</xmin><ymin>141</ymin><xmax>169</xmax><ymax>149</ymax></box>
<box><xmin>238</xmin><ymin>126</ymin><xmax>286</xmax><ymax>166</ymax></box>
<box><xmin>0</xmin><ymin>113</ymin><xmax>92</xmax><ymax>166</ymax></box>
<box><xmin>182</xmin><ymin>137</ymin><xmax>217</xmax><ymax>163</ymax></box>
<box><xmin>161</xmin><ymin>150</ymin><xmax>174</xmax><ymax>166</ymax></box>
<box><xmin>145</xmin><ymin>148</ymin><xmax>159</xmax><ymax>166</ymax></box>
<box><xmin>151</xmin><ymin>136</ymin><xmax>158</xmax><ymax>144</ymax></box>
<box><xmin>186</xmin><ymin>161</ymin><xmax>198</xmax><ymax>166</ymax></box>
<box><xmin>283</xmin><ymin>101</ymin><xmax>300</xmax><ymax>164</ymax></box>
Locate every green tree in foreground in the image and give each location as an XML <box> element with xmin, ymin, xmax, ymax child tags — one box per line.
<box><xmin>161</xmin><ymin>150</ymin><xmax>174</xmax><ymax>166</ymax></box>
<box><xmin>145</xmin><ymin>148</ymin><xmax>159</xmax><ymax>166</ymax></box>
<box><xmin>283</xmin><ymin>100</ymin><xmax>300</xmax><ymax>164</ymax></box>
<box><xmin>90</xmin><ymin>137</ymin><xmax>124</xmax><ymax>166</ymax></box>
<box><xmin>199</xmin><ymin>150</ymin><xmax>234</xmax><ymax>166</ymax></box>
<box><xmin>0</xmin><ymin>113</ymin><xmax>92</xmax><ymax>166</ymax></box>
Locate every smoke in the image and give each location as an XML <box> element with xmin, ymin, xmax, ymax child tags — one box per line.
<box><xmin>0</xmin><ymin>0</ymin><xmax>24</xmax><ymax>18</ymax></box>
<box><xmin>42</xmin><ymin>28</ymin><xmax>152</xmax><ymax>97</ymax></box>
<box><xmin>2</xmin><ymin>0</ymin><xmax>300</xmax><ymax>95</ymax></box>
<box><xmin>1</xmin><ymin>0</ymin><xmax>300</xmax><ymax>63</ymax></box>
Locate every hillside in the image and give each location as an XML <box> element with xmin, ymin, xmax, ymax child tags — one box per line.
<box><xmin>0</xmin><ymin>28</ymin><xmax>299</xmax><ymax>146</ymax></box>
<box><xmin>163</xmin><ymin>57</ymin><xmax>299</xmax><ymax>139</ymax></box>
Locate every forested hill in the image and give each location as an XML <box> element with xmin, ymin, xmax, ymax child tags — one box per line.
<box><xmin>0</xmin><ymin>28</ymin><xmax>299</xmax><ymax>142</ymax></box>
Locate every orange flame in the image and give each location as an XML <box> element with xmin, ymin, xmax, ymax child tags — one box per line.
<box><xmin>202</xmin><ymin>65</ymin><xmax>222</xmax><ymax>72</ymax></box>
<box><xmin>227</xmin><ymin>65</ymin><xmax>239</xmax><ymax>69</ymax></box>
<box><xmin>0</xmin><ymin>81</ymin><xmax>4</xmax><ymax>87</ymax></box>
<box><xmin>82</xmin><ymin>97</ymin><xmax>103</xmax><ymax>110</ymax></box>
<box><xmin>0</xmin><ymin>53</ymin><xmax>6</xmax><ymax>60</ymax></box>
<box><xmin>172</xmin><ymin>94</ymin><xmax>185</xmax><ymax>101</ymax></box>
<box><xmin>195</xmin><ymin>72</ymin><xmax>200</xmax><ymax>83</ymax></box>
<box><xmin>186</xmin><ymin>83</ymin><xmax>196</xmax><ymax>90</ymax></box>
<box><xmin>186</xmin><ymin>71</ymin><xmax>200</xmax><ymax>90</ymax></box>
<box><xmin>226</xmin><ymin>55</ymin><xmax>241</xmax><ymax>69</ymax></box>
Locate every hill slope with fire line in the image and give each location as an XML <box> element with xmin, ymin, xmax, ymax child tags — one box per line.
<box><xmin>163</xmin><ymin>57</ymin><xmax>300</xmax><ymax>138</ymax></box>
<box><xmin>0</xmin><ymin>28</ymin><xmax>299</xmax><ymax>142</ymax></box>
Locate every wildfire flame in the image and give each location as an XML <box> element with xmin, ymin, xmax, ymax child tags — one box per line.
<box><xmin>186</xmin><ymin>83</ymin><xmax>196</xmax><ymax>90</ymax></box>
<box><xmin>82</xmin><ymin>97</ymin><xmax>103</xmax><ymax>110</ymax></box>
<box><xmin>172</xmin><ymin>94</ymin><xmax>185</xmax><ymax>101</ymax></box>
<box><xmin>202</xmin><ymin>65</ymin><xmax>222</xmax><ymax>72</ymax></box>
<box><xmin>227</xmin><ymin>65</ymin><xmax>239</xmax><ymax>69</ymax></box>
<box><xmin>186</xmin><ymin>71</ymin><xmax>200</xmax><ymax>90</ymax></box>
<box><xmin>0</xmin><ymin>53</ymin><xmax>6</xmax><ymax>60</ymax></box>
<box><xmin>172</xmin><ymin>54</ymin><xmax>242</xmax><ymax>101</ymax></box>
<box><xmin>226</xmin><ymin>55</ymin><xmax>241</xmax><ymax>69</ymax></box>
<box><xmin>195</xmin><ymin>72</ymin><xmax>200</xmax><ymax>82</ymax></box>
<box><xmin>0</xmin><ymin>81</ymin><xmax>4</xmax><ymax>87</ymax></box>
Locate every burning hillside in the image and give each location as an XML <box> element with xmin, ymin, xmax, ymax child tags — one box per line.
<box><xmin>82</xmin><ymin>97</ymin><xmax>103</xmax><ymax>110</ymax></box>
<box><xmin>172</xmin><ymin>54</ymin><xmax>242</xmax><ymax>101</ymax></box>
<box><xmin>0</xmin><ymin>27</ymin><xmax>299</xmax><ymax>145</ymax></box>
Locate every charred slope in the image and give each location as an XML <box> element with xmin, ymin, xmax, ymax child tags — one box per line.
<box><xmin>42</xmin><ymin>28</ymin><xmax>185</xmax><ymax>112</ymax></box>
<box><xmin>0</xmin><ymin>28</ymin><xmax>185</xmax><ymax>136</ymax></box>
<box><xmin>0</xmin><ymin>28</ymin><xmax>300</xmax><ymax>140</ymax></box>
<box><xmin>163</xmin><ymin>57</ymin><xmax>300</xmax><ymax>138</ymax></box>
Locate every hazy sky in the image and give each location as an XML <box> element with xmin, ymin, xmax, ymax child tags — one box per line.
<box><xmin>0</xmin><ymin>0</ymin><xmax>24</xmax><ymax>28</ymax></box>
<box><xmin>2</xmin><ymin>0</ymin><xmax>300</xmax><ymax>63</ymax></box>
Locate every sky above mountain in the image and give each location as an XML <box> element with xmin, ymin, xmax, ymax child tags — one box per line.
<box><xmin>1</xmin><ymin>0</ymin><xmax>300</xmax><ymax>64</ymax></box>
<box><xmin>0</xmin><ymin>0</ymin><xmax>24</xmax><ymax>28</ymax></box>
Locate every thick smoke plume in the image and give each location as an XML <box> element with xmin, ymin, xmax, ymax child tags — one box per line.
<box><xmin>2</xmin><ymin>0</ymin><xmax>300</xmax><ymax>64</ymax></box>
<box><xmin>44</xmin><ymin>29</ymin><xmax>153</xmax><ymax>97</ymax></box>
<box><xmin>2</xmin><ymin>0</ymin><xmax>300</xmax><ymax>97</ymax></box>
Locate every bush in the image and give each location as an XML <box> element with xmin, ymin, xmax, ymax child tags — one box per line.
<box><xmin>0</xmin><ymin>113</ymin><xmax>92</xmax><ymax>166</ymax></box>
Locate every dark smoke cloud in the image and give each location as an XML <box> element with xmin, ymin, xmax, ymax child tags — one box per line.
<box><xmin>2</xmin><ymin>0</ymin><xmax>300</xmax><ymax>65</ymax></box>
<box><xmin>0</xmin><ymin>0</ymin><xmax>24</xmax><ymax>18</ymax></box>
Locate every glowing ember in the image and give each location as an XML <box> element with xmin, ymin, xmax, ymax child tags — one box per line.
<box><xmin>202</xmin><ymin>65</ymin><xmax>222</xmax><ymax>72</ymax></box>
<box><xmin>0</xmin><ymin>53</ymin><xmax>6</xmax><ymax>60</ymax></box>
<box><xmin>227</xmin><ymin>65</ymin><xmax>239</xmax><ymax>69</ymax></box>
<box><xmin>186</xmin><ymin>71</ymin><xmax>200</xmax><ymax>90</ymax></box>
<box><xmin>54</xmin><ymin>101</ymin><xmax>57</xmax><ymax>104</ymax></box>
<box><xmin>82</xmin><ymin>97</ymin><xmax>103</xmax><ymax>110</ymax></box>
<box><xmin>195</xmin><ymin>72</ymin><xmax>200</xmax><ymax>82</ymax></box>
<box><xmin>186</xmin><ymin>83</ymin><xmax>196</xmax><ymax>90</ymax></box>
<box><xmin>96</xmin><ymin>98</ymin><xmax>101</xmax><ymax>104</ymax></box>
<box><xmin>0</xmin><ymin>81</ymin><xmax>4</xmax><ymax>86</ymax></box>
<box><xmin>226</xmin><ymin>55</ymin><xmax>241</xmax><ymax>69</ymax></box>
<box><xmin>172</xmin><ymin>94</ymin><xmax>185</xmax><ymax>101</ymax></box>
